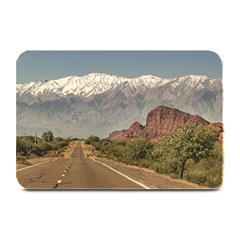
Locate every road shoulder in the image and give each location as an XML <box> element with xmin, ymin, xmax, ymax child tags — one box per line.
<box><xmin>82</xmin><ymin>141</ymin><xmax>205</xmax><ymax>189</ymax></box>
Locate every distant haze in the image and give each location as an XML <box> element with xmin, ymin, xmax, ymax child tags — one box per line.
<box><xmin>16</xmin><ymin>73</ymin><xmax>222</xmax><ymax>138</ymax></box>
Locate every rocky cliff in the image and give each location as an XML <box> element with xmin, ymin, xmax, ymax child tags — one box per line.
<box><xmin>109</xmin><ymin>105</ymin><xmax>222</xmax><ymax>140</ymax></box>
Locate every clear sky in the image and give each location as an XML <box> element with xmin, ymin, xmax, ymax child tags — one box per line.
<box><xmin>17</xmin><ymin>51</ymin><xmax>222</xmax><ymax>83</ymax></box>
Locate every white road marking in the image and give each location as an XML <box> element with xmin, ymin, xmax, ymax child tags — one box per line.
<box><xmin>94</xmin><ymin>159</ymin><xmax>150</xmax><ymax>189</ymax></box>
<box><xmin>81</xmin><ymin>143</ymin><xmax>150</xmax><ymax>189</ymax></box>
<box><xmin>57</xmin><ymin>180</ymin><xmax>62</xmax><ymax>184</ymax></box>
<box><xmin>62</xmin><ymin>174</ymin><xmax>65</xmax><ymax>177</ymax></box>
<box><xmin>17</xmin><ymin>158</ymin><xmax>59</xmax><ymax>172</ymax></box>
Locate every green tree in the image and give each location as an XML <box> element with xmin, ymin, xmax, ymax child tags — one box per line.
<box><xmin>17</xmin><ymin>138</ymin><xmax>28</xmax><ymax>155</ymax></box>
<box><xmin>156</xmin><ymin>124</ymin><xmax>218</xmax><ymax>178</ymax></box>
<box><xmin>124</xmin><ymin>140</ymin><xmax>153</xmax><ymax>161</ymax></box>
<box><xmin>41</xmin><ymin>131</ymin><xmax>54</xmax><ymax>142</ymax></box>
<box><xmin>31</xmin><ymin>142</ymin><xmax>53</xmax><ymax>156</ymax></box>
<box><xmin>85</xmin><ymin>135</ymin><xmax>100</xmax><ymax>145</ymax></box>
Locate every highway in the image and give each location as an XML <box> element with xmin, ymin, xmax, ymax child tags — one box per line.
<box><xmin>17</xmin><ymin>141</ymin><xmax>145</xmax><ymax>189</ymax></box>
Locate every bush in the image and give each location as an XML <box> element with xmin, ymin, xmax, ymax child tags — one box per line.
<box><xmin>205</xmin><ymin>174</ymin><xmax>222</xmax><ymax>188</ymax></box>
<box><xmin>56</xmin><ymin>140</ymin><xmax>68</xmax><ymax>149</ymax></box>
<box><xmin>159</xmin><ymin>159</ymin><xmax>179</xmax><ymax>176</ymax></box>
<box><xmin>85</xmin><ymin>132</ymin><xmax>223</xmax><ymax>188</ymax></box>
<box><xmin>17</xmin><ymin>133</ymin><xmax>71</xmax><ymax>158</ymax></box>
<box><xmin>16</xmin><ymin>155</ymin><xmax>27</xmax><ymax>162</ymax></box>
<box><xmin>185</xmin><ymin>156</ymin><xmax>223</xmax><ymax>188</ymax></box>
<box><xmin>95</xmin><ymin>145</ymin><xmax>101</xmax><ymax>151</ymax></box>
<box><xmin>30</xmin><ymin>146</ymin><xmax>42</xmax><ymax>156</ymax></box>
<box><xmin>123</xmin><ymin>140</ymin><xmax>153</xmax><ymax>162</ymax></box>
<box><xmin>86</xmin><ymin>135</ymin><xmax>100</xmax><ymax>144</ymax></box>
<box><xmin>138</xmin><ymin>159</ymin><xmax>151</xmax><ymax>168</ymax></box>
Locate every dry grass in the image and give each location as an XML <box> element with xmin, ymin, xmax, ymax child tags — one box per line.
<box><xmin>63</xmin><ymin>141</ymin><xmax>77</xmax><ymax>157</ymax></box>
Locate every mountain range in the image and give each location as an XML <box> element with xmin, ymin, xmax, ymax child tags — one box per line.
<box><xmin>16</xmin><ymin>73</ymin><xmax>222</xmax><ymax>138</ymax></box>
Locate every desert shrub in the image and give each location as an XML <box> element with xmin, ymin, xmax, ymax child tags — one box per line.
<box><xmin>157</xmin><ymin>158</ymin><xmax>179</xmax><ymax>177</ymax></box>
<box><xmin>138</xmin><ymin>159</ymin><xmax>152</xmax><ymax>168</ymax></box>
<box><xmin>94</xmin><ymin>145</ymin><xmax>101</xmax><ymax>151</ymax></box>
<box><xmin>106</xmin><ymin>144</ymin><xmax>125</xmax><ymax>159</ymax></box>
<box><xmin>29</xmin><ymin>142</ymin><xmax>52</xmax><ymax>156</ymax></box>
<box><xmin>17</xmin><ymin>138</ymin><xmax>28</xmax><ymax>156</ymax></box>
<box><xmin>16</xmin><ymin>155</ymin><xmax>31</xmax><ymax>166</ymax></box>
<box><xmin>209</xmin><ymin>141</ymin><xmax>223</xmax><ymax>162</ymax></box>
<box><xmin>185</xmin><ymin>143</ymin><xmax>223</xmax><ymax>188</ymax></box>
<box><xmin>17</xmin><ymin>133</ymin><xmax>71</xmax><ymax>158</ymax></box>
<box><xmin>123</xmin><ymin>140</ymin><xmax>153</xmax><ymax>162</ymax></box>
<box><xmin>205</xmin><ymin>174</ymin><xmax>222</xmax><ymax>188</ymax></box>
<box><xmin>16</xmin><ymin>155</ymin><xmax>27</xmax><ymax>162</ymax></box>
<box><xmin>56</xmin><ymin>140</ymin><xmax>69</xmax><ymax>149</ymax></box>
<box><xmin>16</xmin><ymin>137</ymin><xmax>36</xmax><ymax>156</ymax></box>
<box><xmin>85</xmin><ymin>135</ymin><xmax>100</xmax><ymax>145</ymax></box>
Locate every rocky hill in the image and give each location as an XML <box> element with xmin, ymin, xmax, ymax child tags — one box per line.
<box><xmin>109</xmin><ymin>105</ymin><xmax>223</xmax><ymax>139</ymax></box>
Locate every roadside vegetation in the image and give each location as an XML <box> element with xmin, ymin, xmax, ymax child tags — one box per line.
<box><xmin>85</xmin><ymin>125</ymin><xmax>223</xmax><ymax>188</ymax></box>
<box><xmin>16</xmin><ymin>131</ymin><xmax>73</xmax><ymax>165</ymax></box>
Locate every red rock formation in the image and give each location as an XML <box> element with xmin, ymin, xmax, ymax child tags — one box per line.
<box><xmin>109</xmin><ymin>105</ymin><xmax>223</xmax><ymax>140</ymax></box>
<box><xmin>141</xmin><ymin>106</ymin><xmax>209</xmax><ymax>138</ymax></box>
<box><xmin>126</xmin><ymin>122</ymin><xmax>144</xmax><ymax>136</ymax></box>
<box><xmin>109</xmin><ymin>129</ymin><xmax>128</xmax><ymax>140</ymax></box>
<box><xmin>109</xmin><ymin>122</ymin><xmax>144</xmax><ymax>139</ymax></box>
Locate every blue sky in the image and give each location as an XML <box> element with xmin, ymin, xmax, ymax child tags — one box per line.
<box><xmin>17</xmin><ymin>51</ymin><xmax>222</xmax><ymax>83</ymax></box>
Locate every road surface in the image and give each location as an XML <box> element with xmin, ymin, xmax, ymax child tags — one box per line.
<box><xmin>17</xmin><ymin>141</ymin><xmax>145</xmax><ymax>189</ymax></box>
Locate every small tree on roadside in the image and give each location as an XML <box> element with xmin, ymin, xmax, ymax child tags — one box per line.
<box><xmin>156</xmin><ymin>124</ymin><xmax>218</xmax><ymax>179</ymax></box>
<box><xmin>17</xmin><ymin>138</ymin><xmax>28</xmax><ymax>156</ymax></box>
<box><xmin>41</xmin><ymin>131</ymin><xmax>54</xmax><ymax>142</ymax></box>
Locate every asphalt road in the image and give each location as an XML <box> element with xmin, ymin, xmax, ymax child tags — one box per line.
<box><xmin>17</xmin><ymin>141</ymin><xmax>144</xmax><ymax>189</ymax></box>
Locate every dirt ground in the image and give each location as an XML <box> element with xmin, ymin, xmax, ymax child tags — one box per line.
<box><xmin>82</xmin><ymin>141</ymin><xmax>206</xmax><ymax>189</ymax></box>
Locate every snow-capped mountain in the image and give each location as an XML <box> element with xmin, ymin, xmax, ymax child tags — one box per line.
<box><xmin>17</xmin><ymin>73</ymin><xmax>222</xmax><ymax>138</ymax></box>
<box><xmin>16</xmin><ymin>73</ymin><xmax>170</xmax><ymax>104</ymax></box>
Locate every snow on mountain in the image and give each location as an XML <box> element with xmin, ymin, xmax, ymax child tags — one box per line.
<box><xmin>16</xmin><ymin>73</ymin><xmax>222</xmax><ymax>138</ymax></box>
<box><xmin>17</xmin><ymin>73</ymin><xmax>168</xmax><ymax>103</ymax></box>
<box><xmin>16</xmin><ymin>73</ymin><xmax>218</xmax><ymax>104</ymax></box>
